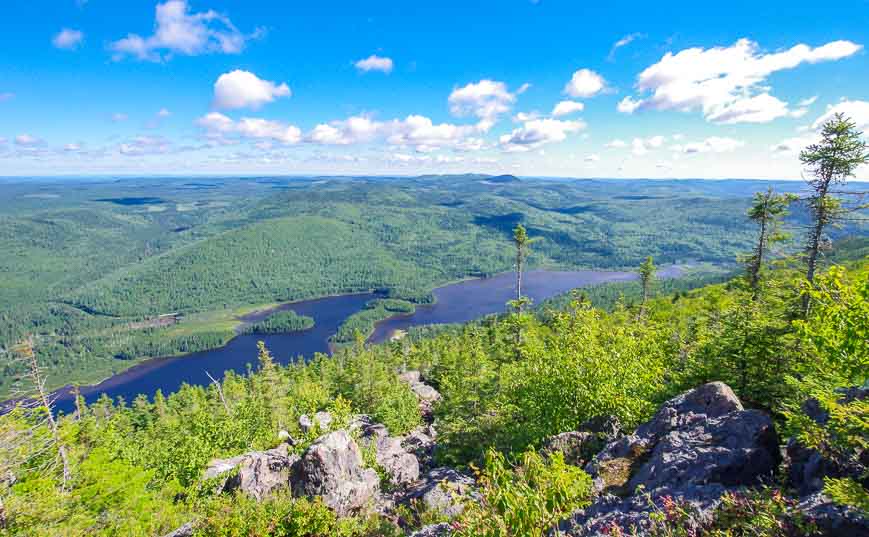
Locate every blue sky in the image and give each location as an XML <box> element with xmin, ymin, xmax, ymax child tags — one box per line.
<box><xmin>1</xmin><ymin>0</ymin><xmax>868</xmax><ymax>178</ymax></box>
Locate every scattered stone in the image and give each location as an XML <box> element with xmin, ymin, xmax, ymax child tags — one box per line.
<box><xmin>398</xmin><ymin>371</ymin><xmax>421</xmax><ymax>385</ymax></box>
<box><xmin>398</xmin><ymin>370</ymin><xmax>442</xmax><ymax>420</ymax></box>
<box><xmin>291</xmin><ymin>430</ymin><xmax>380</xmax><ymax>516</ymax></box>
<box><xmin>401</xmin><ymin>467</ymin><xmax>475</xmax><ymax>518</ymax></box>
<box><xmin>278</xmin><ymin>430</ymin><xmax>296</xmax><ymax>444</ymax></box>
<box><xmin>409</xmin><ymin>523</ymin><xmax>452</xmax><ymax>537</ymax></box>
<box><xmin>160</xmin><ymin>522</ymin><xmax>195</xmax><ymax>537</ymax></box>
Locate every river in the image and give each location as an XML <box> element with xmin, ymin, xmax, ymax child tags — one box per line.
<box><xmin>49</xmin><ymin>267</ymin><xmax>683</xmax><ymax>414</ymax></box>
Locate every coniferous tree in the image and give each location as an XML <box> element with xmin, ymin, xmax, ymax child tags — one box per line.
<box><xmin>745</xmin><ymin>187</ymin><xmax>797</xmax><ymax>297</ymax></box>
<box><xmin>799</xmin><ymin>113</ymin><xmax>869</xmax><ymax>314</ymax></box>
<box><xmin>638</xmin><ymin>256</ymin><xmax>657</xmax><ymax>316</ymax></box>
<box><xmin>511</xmin><ymin>224</ymin><xmax>533</xmax><ymax>313</ymax></box>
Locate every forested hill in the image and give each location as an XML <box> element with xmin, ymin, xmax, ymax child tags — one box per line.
<box><xmin>0</xmin><ymin>175</ymin><xmax>865</xmax><ymax>396</ymax></box>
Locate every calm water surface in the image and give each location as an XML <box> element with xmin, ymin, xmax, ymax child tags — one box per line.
<box><xmin>50</xmin><ymin>268</ymin><xmax>682</xmax><ymax>414</ymax></box>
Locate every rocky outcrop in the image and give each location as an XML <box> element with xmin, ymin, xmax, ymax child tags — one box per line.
<box><xmin>560</xmin><ymin>382</ymin><xmax>781</xmax><ymax>535</ymax></box>
<box><xmin>402</xmin><ymin>425</ymin><xmax>437</xmax><ymax>471</ymax></box>
<box><xmin>542</xmin><ymin>417</ymin><xmax>621</xmax><ymax>467</ymax></box>
<box><xmin>291</xmin><ymin>430</ymin><xmax>380</xmax><ymax>516</ymax></box>
<box><xmin>204</xmin><ymin>443</ymin><xmax>297</xmax><ymax>499</ymax></box>
<box><xmin>373</xmin><ymin>435</ymin><xmax>420</xmax><ymax>487</ymax></box>
<box><xmin>400</xmin><ymin>467</ymin><xmax>475</xmax><ymax>518</ymax></box>
<box><xmin>160</xmin><ymin>522</ymin><xmax>195</xmax><ymax>537</ymax></box>
<box><xmin>399</xmin><ymin>370</ymin><xmax>441</xmax><ymax>419</ymax></box>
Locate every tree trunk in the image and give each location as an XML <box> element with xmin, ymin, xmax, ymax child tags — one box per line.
<box><xmin>803</xmin><ymin>175</ymin><xmax>831</xmax><ymax>315</ymax></box>
<box><xmin>750</xmin><ymin>206</ymin><xmax>768</xmax><ymax>296</ymax></box>
<box><xmin>26</xmin><ymin>348</ymin><xmax>71</xmax><ymax>490</ymax></box>
<box><xmin>515</xmin><ymin>249</ymin><xmax>523</xmax><ymax>312</ymax></box>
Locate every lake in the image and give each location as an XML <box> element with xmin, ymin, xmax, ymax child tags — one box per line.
<box><xmin>50</xmin><ymin>267</ymin><xmax>682</xmax><ymax>414</ymax></box>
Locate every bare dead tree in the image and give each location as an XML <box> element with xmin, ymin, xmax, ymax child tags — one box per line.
<box><xmin>205</xmin><ymin>371</ymin><xmax>230</xmax><ymax>414</ymax></box>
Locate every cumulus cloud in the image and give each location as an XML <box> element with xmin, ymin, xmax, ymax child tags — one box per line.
<box><xmin>52</xmin><ymin>28</ymin><xmax>84</xmax><ymax>50</ymax></box>
<box><xmin>448</xmin><ymin>79</ymin><xmax>517</xmax><ymax>130</ymax></box>
<box><xmin>798</xmin><ymin>96</ymin><xmax>818</xmax><ymax>107</ymax></box>
<box><xmin>158</xmin><ymin>108</ymin><xmax>172</xmax><ymax>117</ymax></box>
<box><xmin>618</xmin><ymin>38</ymin><xmax>862</xmax><ymax>123</ymax></box>
<box><xmin>213</xmin><ymin>70</ymin><xmax>291</xmax><ymax>110</ymax></box>
<box><xmin>605</xmin><ymin>139</ymin><xmax>627</xmax><ymax>148</ymax></box>
<box><xmin>307</xmin><ymin>114</ymin><xmax>479</xmax><ymax>151</ymax></box>
<box><xmin>110</xmin><ymin>0</ymin><xmax>259</xmax><ymax>61</ymax></box>
<box><xmin>197</xmin><ymin>112</ymin><xmax>301</xmax><ymax>144</ymax></box>
<box><xmin>499</xmin><ymin>118</ymin><xmax>585</xmax><ymax>151</ymax></box>
<box><xmin>812</xmin><ymin>99</ymin><xmax>869</xmax><ymax>130</ymax></box>
<box><xmin>354</xmin><ymin>54</ymin><xmax>394</xmax><ymax>74</ymax></box>
<box><xmin>564</xmin><ymin>69</ymin><xmax>607</xmax><ymax>98</ymax></box>
<box><xmin>552</xmin><ymin>100</ymin><xmax>585</xmax><ymax>117</ymax></box>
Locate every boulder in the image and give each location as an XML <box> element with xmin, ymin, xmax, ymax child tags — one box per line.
<box><xmin>562</xmin><ymin>383</ymin><xmax>780</xmax><ymax>535</ymax></box>
<box><xmin>399</xmin><ymin>370</ymin><xmax>442</xmax><ymax>420</ymax></box>
<box><xmin>409</xmin><ymin>523</ymin><xmax>452</xmax><ymax>537</ymax></box>
<box><xmin>798</xmin><ymin>491</ymin><xmax>869</xmax><ymax>537</ymax></box>
<box><xmin>398</xmin><ymin>371</ymin><xmax>422</xmax><ymax>385</ymax></box>
<box><xmin>402</xmin><ymin>426</ymin><xmax>437</xmax><ymax>471</ymax></box>
<box><xmin>291</xmin><ymin>430</ymin><xmax>380</xmax><ymax>516</ymax></box>
<box><xmin>225</xmin><ymin>444</ymin><xmax>298</xmax><ymax>501</ymax></box>
<box><xmin>373</xmin><ymin>435</ymin><xmax>420</xmax><ymax>487</ymax></box>
<box><xmin>541</xmin><ymin>431</ymin><xmax>600</xmax><ymax>467</ymax></box>
<box><xmin>203</xmin><ymin>454</ymin><xmax>246</xmax><ymax>482</ymax></box>
<box><xmin>401</xmin><ymin>467</ymin><xmax>475</xmax><ymax>518</ymax></box>
<box><xmin>348</xmin><ymin>414</ymin><xmax>389</xmax><ymax>440</ymax></box>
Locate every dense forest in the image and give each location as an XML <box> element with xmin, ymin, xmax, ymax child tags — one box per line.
<box><xmin>2</xmin><ymin>174</ymin><xmax>839</xmax><ymax>397</ymax></box>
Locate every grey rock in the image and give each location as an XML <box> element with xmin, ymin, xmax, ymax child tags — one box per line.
<box><xmin>398</xmin><ymin>370</ymin><xmax>422</xmax><ymax>385</ymax></box>
<box><xmin>291</xmin><ymin>430</ymin><xmax>380</xmax><ymax>516</ymax></box>
<box><xmin>225</xmin><ymin>444</ymin><xmax>298</xmax><ymax>501</ymax></box>
<box><xmin>409</xmin><ymin>523</ymin><xmax>452</xmax><ymax>537</ymax></box>
<box><xmin>403</xmin><ymin>427</ymin><xmax>437</xmax><ymax>470</ymax></box>
<box><xmin>348</xmin><ymin>414</ymin><xmax>389</xmax><ymax>440</ymax></box>
<box><xmin>160</xmin><ymin>522</ymin><xmax>195</xmax><ymax>537</ymax></box>
<box><xmin>203</xmin><ymin>454</ymin><xmax>246</xmax><ymax>481</ymax></box>
<box><xmin>541</xmin><ymin>431</ymin><xmax>599</xmax><ymax>467</ymax></box>
<box><xmin>579</xmin><ymin>415</ymin><xmax>623</xmax><ymax>442</ymax></box>
<box><xmin>374</xmin><ymin>435</ymin><xmax>420</xmax><ymax>486</ymax></box>
<box><xmin>410</xmin><ymin>383</ymin><xmax>441</xmax><ymax>402</ymax></box>
<box><xmin>798</xmin><ymin>491</ymin><xmax>869</xmax><ymax>537</ymax></box>
<box><xmin>402</xmin><ymin>467</ymin><xmax>475</xmax><ymax>518</ymax></box>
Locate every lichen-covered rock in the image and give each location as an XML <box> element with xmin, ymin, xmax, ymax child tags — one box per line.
<box><xmin>398</xmin><ymin>370</ymin><xmax>441</xmax><ymax>420</ymax></box>
<box><xmin>160</xmin><ymin>522</ymin><xmax>195</xmax><ymax>537</ymax></box>
<box><xmin>562</xmin><ymin>383</ymin><xmax>779</xmax><ymax>535</ymax></box>
<box><xmin>542</xmin><ymin>431</ymin><xmax>599</xmax><ymax>467</ymax></box>
<box><xmin>373</xmin><ymin>435</ymin><xmax>420</xmax><ymax>487</ymax></box>
<box><xmin>401</xmin><ymin>467</ymin><xmax>475</xmax><ymax>518</ymax></box>
<box><xmin>348</xmin><ymin>414</ymin><xmax>389</xmax><ymax>440</ymax></box>
<box><xmin>291</xmin><ymin>430</ymin><xmax>379</xmax><ymax>516</ymax></box>
<box><xmin>798</xmin><ymin>491</ymin><xmax>869</xmax><ymax>537</ymax></box>
<box><xmin>403</xmin><ymin>426</ymin><xmax>437</xmax><ymax>471</ymax></box>
<box><xmin>225</xmin><ymin>444</ymin><xmax>298</xmax><ymax>501</ymax></box>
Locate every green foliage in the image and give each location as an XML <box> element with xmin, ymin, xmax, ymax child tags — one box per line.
<box><xmin>332</xmin><ymin>299</ymin><xmax>416</xmax><ymax>344</ymax></box>
<box><xmin>643</xmin><ymin>487</ymin><xmax>818</xmax><ymax>537</ymax></box>
<box><xmin>242</xmin><ymin>310</ymin><xmax>315</xmax><ymax>334</ymax></box>
<box><xmin>455</xmin><ymin>449</ymin><xmax>592</xmax><ymax>537</ymax></box>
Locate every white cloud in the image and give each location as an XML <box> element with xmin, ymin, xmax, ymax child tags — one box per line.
<box><xmin>585</xmin><ymin>154</ymin><xmax>600</xmax><ymax>162</ymax></box>
<box><xmin>52</xmin><ymin>28</ymin><xmax>84</xmax><ymax>50</ymax></box>
<box><xmin>620</xmin><ymin>38</ymin><xmax>862</xmax><ymax>123</ymax></box>
<box><xmin>111</xmin><ymin>113</ymin><xmax>129</xmax><ymax>122</ymax></box>
<box><xmin>158</xmin><ymin>108</ymin><xmax>171</xmax><ymax>117</ymax></box>
<box><xmin>213</xmin><ymin>70</ymin><xmax>291</xmax><ymax>110</ymax></box>
<box><xmin>513</xmin><ymin>111</ymin><xmax>541</xmax><ymax>122</ymax></box>
<box><xmin>110</xmin><ymin>0</ymin><xmax>258</xmax><ymax>61</ymax></box>
<box><xmin>552</xmin><ymin>100</ymin><xmax>585</xmax><ymax>117</ymax></box>
<box><xmin>516</xmin><ymin>83</ymin><xmax>532</xmax><ymax>95</ymax></box>
<box><xmin>771</xmin><ymin>135</ymin><xmax>817</xmax><ymax>154</ymax></box>
<box><xmin>605</xmin><ymin>139</ymin><xmax>627</xmax><ymax>148</ymax></box>
<box><xmin>812</xmin><ymin>99</ymin><xmax>869</xmax><ymax>130</ymax></box>
<box><xmin>196</xmin><ymin>112</ymin><xmax>301</xmax><ymax>145</ymax></box>
<box><xmin>307</xmin><ymin>114</ymin><xmax>478</xmax><ymax>151</ymax></box>
<box><xmin>679</xmin><ymin>136</ymin><xmax>745</xmax><ymax>154</ymax></box>
<box><xmin>354</xmin><ymin>54</ymin><xmax>394</xmax><ymax>74</ymax></box>
<box><xmin>499</xmin><ymin>118</ymin><xmax>585</xmax><ymax>151</ymax></box>
<box><xmin>309</xmin><ymin>116</ymin><xmax>381</xmax><ymax>145</ymax></box>
<box><xmin>15</xmin><ymin>134</ymin><xmax>42</xmax><ymax>146</ymax></box>
<box><xmin>631</xmin><ymin>138</ymin><xmax>649</xmax><ymax>155</ymax></box>
<box><xmin>608</xmin><ymin>33</ymin><xmax>644</xmax><ymax>61</ymax></box>
<box><xmin>798</xmin><ymin>96</ymin><xmax>818</xmax><ymax>107</ymax></box>
<box><xmin>564</xmin><ymin>69</ymin><xmax>606</xmax><ymax>98</ymax></box>
<box><xmin>448</xmin><ymin>79</ymin><xmax>517</xmax><ymax>130</ymax></box>
<box><xmin>119</xmin><ymin>135</ymin><xmax>173</xmax><ymax>156</ymax></box>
